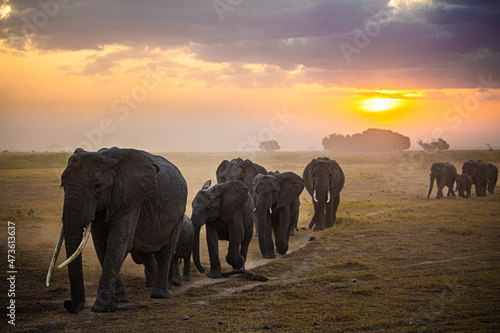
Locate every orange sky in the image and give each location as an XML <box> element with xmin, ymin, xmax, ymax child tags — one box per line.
<box><xmin>1</xmin><ymin>1</ymin><xmax>499</xmax><ymax>152</ymax></box>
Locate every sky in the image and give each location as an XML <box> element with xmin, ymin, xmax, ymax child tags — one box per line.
<box><xmin>1</xmin><ymin>0</ymin><xmax>499</xmax><ymax>152</ymax></box>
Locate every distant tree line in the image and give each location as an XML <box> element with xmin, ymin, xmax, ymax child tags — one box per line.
<box><xmin>259</xmin><ymin>140</ymin><xmax>281</xmax><ymax>151</ymax></box>
<box><xmin>416</xmin><ymin>138</ymin><xmax>450</xmax><ymax>151</ymax></box>
<box><xmin>322</xmin><ymin>128</ymin><xmax>411</xmax><ymax>152</ymax></box>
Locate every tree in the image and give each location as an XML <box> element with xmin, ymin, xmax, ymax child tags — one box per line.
<box><xmin>417</xmin><ymin>138</ymin><xmax>450</xmax><ymax>151</ymax></box>
<box><xmin>259</xmin><ymin>140</ymin><xmax>281</xmax><ymax>152</ymax></box>
<box><xmin>322</xmin><ymin>129</ymin><xmax>410</xmax><ymax>152</ymax></box>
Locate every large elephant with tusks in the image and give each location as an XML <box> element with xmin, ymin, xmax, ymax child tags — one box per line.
<box><xmin>46</xmin><ymin>148</ymin><xmax>187</xmax><ymax>313</ymax></box>
<box><xmin>303</xmin><ymin>157</ymin><xmax>345</xmax><ymax>230</ymax></box>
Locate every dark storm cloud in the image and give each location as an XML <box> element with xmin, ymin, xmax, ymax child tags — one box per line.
<box><xmin>3</xmin><ymin>0</ymin><xmax>499</xmax><ymax>88</ymax></box>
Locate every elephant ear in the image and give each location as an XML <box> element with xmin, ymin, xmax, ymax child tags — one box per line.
<box><xmin>218</xmin><ymin>181</ymin><xmax>249</xmax><ymax>221</ymax></box>
<box><xmin>216</xmin><ymin>160</ymin><xmax>230</xmax><ymax>183</ymax></box>
<box><xmin>202</xmin><ymin>180</ymin><xmax>212</xmax><ymax>190</ymax></box>
<box><xmin>302</xmin><ymin>159</ymin><xmax>316</xmax><ymax>195</ymax></box>
<box><xmin>276</xmin><ymin>172</ymin><xmax>305</xmax><ymax>208</ymax></box>
<box><xmin>102</xmin><ymin>149</ymin><xmax>159</xmax><ymax>222</ymax></box>
<box><xmin>252</xmin><ymin>173</ymin><xmax>265</xmax><ymax>194</ymax></box>
<box><xmin>243</xmin><ymin>159</ymin><xmax>265</xmax><ymax>190</ymax></box>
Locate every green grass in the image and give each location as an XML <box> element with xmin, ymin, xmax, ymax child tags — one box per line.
<box><xmin>0</xmin><ymin>150</ymin><xmax>499</xmax><ymax>332</ymax></box>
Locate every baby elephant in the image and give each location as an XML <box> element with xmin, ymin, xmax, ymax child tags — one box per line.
<box><xmin>455</xmin><ymin>173</ymin><xmax>473</xmax><ymax>198</ymax></box>
<box><xmin>169</xmin><ymin>215</ymin><xmax>194</xmax><ymax>288</ymax></box>
<box><xmin>191</xmin><ymin>180</ymin><xmax>254</xmax><ymax>278</ymax></box>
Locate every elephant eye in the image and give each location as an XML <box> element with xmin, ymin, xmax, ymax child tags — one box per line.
<box><xmin>94</xmin><ymin>182</ymin><xmax>102</xmax><ymax>190</ymax></box>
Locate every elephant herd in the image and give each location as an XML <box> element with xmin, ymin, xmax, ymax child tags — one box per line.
<box><xmin>427</xmin><ymin>160</ymin><xmax>498</xmax><ymax>199</ymax></box>
<box><xmin>45</xmin><ymin>148</ymin><xmax>345</xmax><ymax>313</ymax></box>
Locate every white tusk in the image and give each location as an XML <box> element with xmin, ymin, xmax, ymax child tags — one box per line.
<box><xmin>46</xmin><ymin>226</ymin><xmax>64</xmax><ymax>287</ymax></box>
<box><xmin>313</xmin><ymin>190</ymin><xmax>318</xmax><ymax>203</ymax></box>
<box><xmin>327</xmin><ymin>191</ymin><xmax>331</xmax><ymax>203</ymax></box>
<box><xmin>58</xmin><ymin>222</ymin><xmax>92</xmax><ymax>269</ymax></box>
<box><xmin>269</xmin><ymin>207</ymin><xmax>272</xmax><ymax>214</ymax></box>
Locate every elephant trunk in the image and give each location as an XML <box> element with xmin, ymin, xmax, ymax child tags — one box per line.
<box><xmin>257</xmin><ymin>196</ymin><xmax>275</xmax><ymax>259</ymax></box>
<box><xmin>191</xmin><ymin>212</ymin><xmax>205</xmax><ymax>273</ymax></box>
<box><xmin>60</xmin><ymin>195</ymin><xmax>95</xmax><ymax>313</ymax></box>
<box><xmin>427</xmin><ymin>174</ymin><xmax>435</xmax><ymax>199</ymax></box>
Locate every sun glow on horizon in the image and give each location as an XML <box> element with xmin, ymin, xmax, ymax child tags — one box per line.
<box><xmin>359</xmin><ymin>98</ymin><xmax>404</xmax><ymax>112</ymax></box>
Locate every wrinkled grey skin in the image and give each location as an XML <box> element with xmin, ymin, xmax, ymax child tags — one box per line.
<box><xmin>252</xmin><ymin>172</ymin><xmax>304</xmax><ymax>259</ymax></box>
<box><xmin>487</xmin><ymin>163</ymin><xmax>498</xmax><ymax>194</ymax></box>
<box><xmin>303</xmin><ymin>158</ymin><xmax>345</xmax><ymax>230</ymax></box>
<box><xmin>462</xmin><ymin>160</ymin><xmax>488</xmax><ymax>197</ymax></box>
<box><xmin>59</xmin><ymin>147</ymin><xmax>187</xmax><ymax>313</ymax></box>
<box><xmin>191</xmin><ymin>180</ymin><xmax>254</xmax><ymax>279</ymax></box>
<box><xmin>427</xmin><ymin>162</ymin><xmax>457</xmax><ymax>199</ymax></box>
<box><xmin>455</xmin><ymin>173</ymin><xmax>472</xmax><ymax>198</ymax></box>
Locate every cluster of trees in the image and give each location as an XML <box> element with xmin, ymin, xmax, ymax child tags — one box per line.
<box><xmin>322</xmin><ymin>129</ymin><xmax>411</xmax><ymax>152</ymax></box>
<box><xmin>258</xmin><ymin>140</ymin><xmax>281</xmax><ymax>151</ymax></box>
<box><xmin>416</xmin><ymin>138</ymin><xmax>450</xmax><ymax>151</ymax></box>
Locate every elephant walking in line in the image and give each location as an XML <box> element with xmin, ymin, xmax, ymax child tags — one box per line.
<box><xmin>455</xmin><ymin>173</ymin><xmax>473</xmax><ymax>198</ymax></box>
<box><xmin>252</xmin><ymin>172</ymin><xmax>304</xmax><ymax>259</ymax></box>
<box><xmin>216</xmin><ymin>158</ymin><xmax>267</xmax><ymax>235</ymax></box>
<box><xmin>427</xmin><ymin>162</ymin><xmax>457</xmax><ymax>199</ymax></box>
<box><xmin>170</xmin><ymin>215</ymin><xmax>194</xmax><ymax>287</ymax></box>
<box><xmin>191</xmin><ymin>180</ymin><xmax>254</xmax><ymax>278</ymax></box>
<box><xmin>46</xmin><ymin>148</ymin><xmax>187</xmax><ymax>313</ymax></box>
<box><xmin>303</xmin><ymin>157</ymin><xmax>345</xmax><ymax>230</ymax></box>
<box><xmin>462</xmin><ymin>160</ymin><xmax>488</xmax><ymax>197</ymax></box>
<box><xmin>487</xmin><ymin>163</ymin><xmax>498</xmax><ymax>194</ymax></box>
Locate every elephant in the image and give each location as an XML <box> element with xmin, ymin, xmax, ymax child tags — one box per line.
<box><xmin>252</xmin><ymin>172</ymin><xmax>304</xmax><ymax>259</ymax></box>
<box><xmin>169</xmin><ymin>215</ymin><xmax>194</xmax><ymax>287</ymax></box>
<box><xmin>46</xmin><ymin>147</ymin><xmax>187</xmax><ymax>313</ymax></box>
<box><xmin>191</xmin><ymin>180</ymin><xmax>254</xmax><ymax>279</ymax></box>
<box><xmin>216</xmin><ymin>158</ymin><xmax>267</xmax><ymax>235</ymax></box>
<box><xmin>462</xmin><ymin>160</ymin><xmax>488</xmax><ymax>197</ymax></box>
<box><xmin>455</xmin><ymin>173</ymin><xmax>472</xmax><ymax>198</ymax></box>
<box><xmin>427</xmin><ymin>162</ymin><xmax>457</xmax><ymax>199</ymax></box>
<box><xmin>303</xmin><ymin>157</ymin><xmax>345</xmax><ymax>230</ymax></box>
<box><xmin>487</xmin><ymin>163</ymin><xmax>498</xmax><ymax>194</ymax></box>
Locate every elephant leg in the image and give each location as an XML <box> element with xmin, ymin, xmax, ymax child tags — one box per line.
<box><xmin>436</xmin><ymin>178</ymin><xmax>445</xmax><ymax>199</ymax></box>
<box><xmin>206</xmin><ymin>224</ymin><xmax>223</xmax><ymax>278</ymax></box>
<box><xmin>169</xmin><ymin>258</ymin><xmax>181</xmax><ymax>287</ymax></box>
<box><xmin>310</xmin><ymin>201</ymin><xmax>325</xmax><ymax>230</ymax></box>
<box><xmin>91</xmin><ymin>211</ymin><xmax>139</xmax><ymax>313</ymax></box>
<box><xmin>447</xmin><ymin>185</ymin><xmax>455</xmax><ymax>197</ymax></box>
<box><xmin>274</xmin><ymin>208</ymin><xmax>290</xmax><ymax>255</ymax></box>
<box><xmin>151</xmin><ymin>215</ymin><xmax>182</xmax><ymax>299</ymax></box>
<box><xmin>226</xmin><ymin>221</ymin><xmax>245</xmax><ymax>270</ymax></box>
<box><xmin>182</xmin><ymin>252</ymin><xmax>191</xmax><ymax>281</ymax></box>
<box><xmin>238</xmin><ymin>223</ymin><xmax>254</xmax><ymax>270</ymax></box>
<box><xmin>131</xmin><ymin>250</ymin><xmax>157</xmax><ymax>288</ymax></box>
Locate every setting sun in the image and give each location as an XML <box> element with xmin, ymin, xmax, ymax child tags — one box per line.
<box><xmin>359</xmin><ymin>98</ymin><xmax>404</xmax><ymax>112</ymax></box>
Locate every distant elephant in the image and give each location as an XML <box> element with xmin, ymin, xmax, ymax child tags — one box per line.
<box><xmin>169</xmin><ymin>215</ymin><xmax>194</xmax><ymax>287</ymax></box>
<box><xmin>252</xmin><ymin>172</ymin><xmax>304</xmax><ymax>259</ymax></box>
<box><xmin>462</xmin><ymin>160</ymin><xmax>488</xmax><ymax>197</ymax></box>
<box><xmin>427</xmin><ymin>162</ymin><xmax>457</xmax><ymax>199</ymax></box>
<box><xmin>46</xmin><ymin>148</ymin><xmax>187</xmax><ymax>313</ymax></box>
<box><xmin>217</xmin><ymin>158</ymin><xmax>267</xmax><ymax>235</ymax></box>
<box><xmin>487</xmin><ymin>163</ymin><xmax>498</xmax><ymax>194</ymax></box>
<box><xmin>303</xmin><ymin>157</ymin><xmax>345</xmax><ymax>230</ymax></box>
<box><xmin>455</xmin><ymin>173</ymin><xmax>472</xmax><ymax>198</ymax></box>
<box><xmin>191</xmin><ymin>180</ymin><xmax>254</xmax><ymax>278</ymax></box>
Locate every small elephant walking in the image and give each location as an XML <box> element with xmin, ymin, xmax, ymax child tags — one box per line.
<box><xmin>191</xmin><ymin>180</ymin><xmax>254</xmax><ymax>278</ymax></box>
<box><xmin>46</xmin><ymin>148</ymin><xmax>187</xmax><ymax>313</ymax></box>
<box><xmin>455</xmin><ymin>173</ymin><xmax>473</xmax><ymax>198</ymax></box>
<box><xmin>252</xmin><ymin>172</ymin><xmax>304</xmax><ymax>259</ymax></box>
<box><xmin>462</xmin><ymin>160</ymin><xmax>488</xmax><ymax>197</ymax></box>
<box><xmin>487</xmin><ymin>163</ymin><xmax>498</xmax><ymax>194</ymax></box>
<box><xmin>170</xmin><ymin>215</ymin><xmax>194</xmax><ymax>287</ymax></box>
<box><xmin>427</xmin><ymin>162</ymin><xmax>457</xmax><ymax>199</ymax></box>
<box><xmin>303</xmin><ymin>157</ymin><xmax>345</xmax><ymax>230</ymax></box>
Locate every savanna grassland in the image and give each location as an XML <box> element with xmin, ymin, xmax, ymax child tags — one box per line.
<box><xmin>1</xmin><ymin>150</ymin><xmax>499</xmax><ymax>332</ymax></box>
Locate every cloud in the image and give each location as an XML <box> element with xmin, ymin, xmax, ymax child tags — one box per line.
<box><xmin>1</xmin><ymin>0</ymin><xmax>499</xmax><ymax>88</ymax></box>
